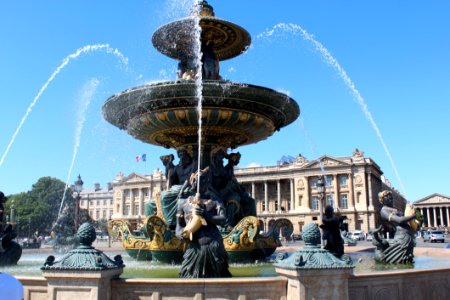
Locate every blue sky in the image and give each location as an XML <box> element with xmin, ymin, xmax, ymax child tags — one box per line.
<box><xmin>1</xmin><ymin>0</ymin><xmax>449</xmax><ymax>202</ymax></box>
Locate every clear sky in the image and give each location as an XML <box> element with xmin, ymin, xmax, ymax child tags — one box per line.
<box><xmin>1</xmin><ymin>0</ymin><xmax>449</xmax><ymax>202</ymax></box>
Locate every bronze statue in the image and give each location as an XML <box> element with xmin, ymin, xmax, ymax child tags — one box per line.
<box><xmin>176</xmin><ymin>170</ymin><xmax>231</xmax><ymax>278</ymax></box>
<box><xmin>158</xmin><ymin>147</ymin><xmax>198</xmax><ymax>230</ymax></box>
<box><xmin>0</xmin><ymin>191</ymin><xmax>22</xmax><ymax>265</ymax></box>
<box><xmin>0</xmin><ymin>191</ymin><xmax>6</xmax><ymax>232</ymax></box>
<box><xmin>320</xmin><ymin>205</ymin><xmax>344</xmax><ymax>258</ymax></box>
<box><xmin>371</xmin><ymin>190</ymin><xmax>417</xmax><ymax>264</ymax></box>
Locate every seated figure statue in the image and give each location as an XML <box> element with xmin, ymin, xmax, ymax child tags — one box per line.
<box><xmin>206</xmin><ymin>150</ymin><xmax>257</xmax><ymax>231</ymax></box>
<box><xmin>151</xmin><ymin>147</ymin><xmax>197</xmax><ymax>230</ymax></box>
<box><xmin>371</xmin><ymin>190</ymin><xmax>417</xmax><ymax>264</ymax></box>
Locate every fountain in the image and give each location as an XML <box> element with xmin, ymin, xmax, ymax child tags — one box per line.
<box><xmin>3</xmin><ymin>1</ymin><xmax>450</xmax><ymax>299</ymax></box>
<box><xmin>104</xmin><ymin>1</ymin><xmax>298</xmax><ymax>264</ymax></box>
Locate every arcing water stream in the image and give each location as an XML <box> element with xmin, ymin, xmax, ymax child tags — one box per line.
<box><xmin>257</xmin><ymin>23</ymin><xmax>407</xmax><ymax>196</ymax></box>
<box><xmin>57</xmin><ymin>79</ymin><xmax>100</xmax><ymax>217</ymax></box>
<box><xmin>0</xmin><ymin>44</ymin><xmax>128</xmax><ymax>168</ymax></box>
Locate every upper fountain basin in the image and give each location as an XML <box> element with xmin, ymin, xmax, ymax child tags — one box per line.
<box><xmin>102</xmin><ymin>80</ymin><xmax>300</xmax><ymax>149</ymax></box>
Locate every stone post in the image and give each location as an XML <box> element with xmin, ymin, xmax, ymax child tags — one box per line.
<box><xmin>275</xmin><ymin>223</ymin><xmax>354</xmax><ymax>300</ymax></box>
<box><xmin>43</xmin><ymin>269</ymin><xmax>122</xmax><ymax>300</ymax></box>
<box><xmin>41</xmin><ymin>222</ymin><xmax>124</xmax><ymax>300</ymax></box>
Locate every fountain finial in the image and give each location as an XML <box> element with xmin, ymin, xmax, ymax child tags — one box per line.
<box><xmin>192</xmin><ymin>1</ymin><xmax>215</xmax><ymax>17</ymax></box>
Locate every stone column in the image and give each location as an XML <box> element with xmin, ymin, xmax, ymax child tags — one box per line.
<box><xmin>447</xmin><ymin>207</ymin><xmax>450</xmax><ymax>227</ymax></box>
<box><xmin>264</xmin><ymin>181</ymin><xmax>269</xmax><ymax>213</ymax></box>
<box><xmin>348</xmin><ymin>173</ymin><xmax>355</xmax><ymax>209</ymax></box>
<box><xmin>139</xmin><ymin>188</ymin><xmax>144</xmax><ymax>216</ymax></box>
<box><xmin>333</xmin><ymin>175</ymin><xmax>339</xmax><ymax>208</ymax></box>
<box><xmin>251</xmin><ymin>182</ymin><xmax>256</xmax><ymax>199</ymax></box>
<box><xmin>277</xmin><ymin>180</ymin><xmax>281</xmax><ymax>212</ymax></box>
<box><xmin>433</xmin><ymin>207</ymin><xmax>437</xmax><ymax>227</ymax></box>
<box><xmin>290</xmin><ymin>179</ymin><xmax>294</xmax><ymax>211</ymax></box>
<box><xmin>427</xmin><ymin>208</ymin><xmax>431</xmax><ymax>227</ymax></box>
<box><xmin>130</xmin><ymin>189</ymin><xmax>135</xmax><ymax>216</ymax></box>
<box><xmin>120</xmin><ymin>190</ymin><xmax>126</xmax><ymax>217</ymax></box>
<box><xmin>304</xmin><ymin>176</ymin><xmax>311</xmax><ymax>209</ymax></box>
<box><xmin>367</xmin><ymin>172</ymin><xmax>373</xmax><ymax>210</ymax></box>
<box><xmin>439</xmin><ymin>207</ymin><xmax>444</xmax><ymax>227</ymax></box>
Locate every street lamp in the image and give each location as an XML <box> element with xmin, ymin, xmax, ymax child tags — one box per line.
<box><xmin>316</xmin><ymin>176</ymin><xmax>325</xmax><ymax>246</ymax></box>
<box><xmin>73</xmin><ymin>174</ymin><xmax>84</xmax><ymax>230</ymax></box>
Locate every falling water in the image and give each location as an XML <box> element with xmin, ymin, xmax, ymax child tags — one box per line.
<box><xmin>57</xmin><ymin>78</ymin><xmax>100</xmax><ymax>217</ymax></box>
<box><xmin>257</xmin><ymin>23</ymin><xmax>407</xmax><ymax>196</ymax></box>
<box><xmin>0</xmin><ymin>44</ymin><xmax>128</xmax><ymax>168</ymax></box>
<box><xmin>298</xmin><ymin>118</ymin><xmax>335</xmax><ymax>204</ymax></box>
<box><xmin>190</xmin><ymin>2</ymin><xmax>204</xmax><ymax>194</ymax></box>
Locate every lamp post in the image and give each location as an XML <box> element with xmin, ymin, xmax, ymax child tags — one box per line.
<box><xmin>316</xmin><ymin>175</ymin><xmax>325</xmax><ymax>246</ymax></box>
<box><xmin>73</xmin><ymin>174</ymin><xmax>84</xmax><ymax>230</ymax></box>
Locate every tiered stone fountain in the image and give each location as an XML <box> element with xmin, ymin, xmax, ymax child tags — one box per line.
<box><xmin>103</xmin><ymin>1</ymin><xmax>299</xmax><ymax>263</ymax></box>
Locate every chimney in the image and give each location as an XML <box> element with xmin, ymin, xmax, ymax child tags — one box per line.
<box><xmin>94</xmin><ymin>183</ymin><xmax>101</xmax><ymax>191</ymax></box>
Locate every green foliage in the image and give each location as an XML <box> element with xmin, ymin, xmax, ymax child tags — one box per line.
<box><xmin>4</xmin><ymin>177</ymin><xmax>75</xmax><ymax>237</ymax></box>
<box><xmin>415</xmin><ymin>209</ymin><xmax>424</xmax><ymax>224</ymax></box>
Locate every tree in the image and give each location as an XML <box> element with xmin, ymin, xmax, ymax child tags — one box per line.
<box><xmin>5</xmin><ymin>177</ymin><xmax>77</xmax><ymax>237</ymax></box>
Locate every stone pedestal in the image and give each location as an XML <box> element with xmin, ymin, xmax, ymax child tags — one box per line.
<box><xmin>43</xmin><ymin>268</ymin><xmax>123</xmax><ymax>300</ymax></box>
<box><xmin>275</xmin><ymin>266</ymin><xmax>353</xmax><ymax>300</ymax></box>
<box><xmin>41</xmin><ymin>223</ymin><xmax>125</xmax><ymax>300</ymax></box>
<box><xmin>274</xmin><ymin>222</ymin><xmax>354</xmax><ymax>300</ymax></box>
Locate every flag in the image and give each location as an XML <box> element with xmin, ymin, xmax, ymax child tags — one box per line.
<box><xmin>136</xmin><ymin>154</ymin><xmax>147</xmax><ymax>162</ymax></box>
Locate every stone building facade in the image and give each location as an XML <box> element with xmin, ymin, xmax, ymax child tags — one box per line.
<box><xmin>78</xmin><ymin>182</ymin><xmax>114</xmax><ymax>221</ymax></box>
<box><xmin>235</xmin><ymin>150</ymin><xmax>405</xmax><ymax>234</ymax></box>
<box><xmin>413</xmin><ymin>193</ymin><xmax>450</xmax><ymax>228</ymax></box>
<box><xmin>88</xmin><ymin>150</ymin><xmax>406</xmax><ymax>234</ymax></box>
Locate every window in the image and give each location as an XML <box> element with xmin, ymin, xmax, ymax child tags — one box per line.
<box><xmin>326</xmin><ymin>195</ymin><xmax>334</xmax><ymax>207</ymax></box>
<box><xmin>109</xmin><ymin>199</ymin><xmax>113</xmax><ymax>205</ymax></box>
<box><xmin>103</xmin><ymin>199</ymin><xmax>106</xmax><ymax>206</ymax></box>
<box><xmin>298</xmin><ymin>195</ymin><xmax>303</xmax><ymax>206</ymax></box>
<box><xmin>96</xmin><ymin>210</ymin><xmax>100</xmax><ymax>219</ymax></box>
<box><xmin>340</xmin><ymin>175</ymin><xmax>347</xmax><ymax>187</ymax></box>
<box><xmin>125</xmin><ymin>204</ymin><xmax>131</xmax><ymax>215</ymax></box>
<box><xmin>96</xmin><ymin>200</ymin><xmax>100</xmax><ymax>206</ymax></box>
<box><xmin>144</xmin><ymin>189</ymin><xmax>149</xmax><ymax>196</ymax></box>
<box><xmin>102</xmin><ymin>210</ymin><xmax>107</xmax><ymax>218</ymax></box>
<box><xmin>310</xmin><ymin>177</ymin><xmax>318</xmax><ymax>188</ymax></box>
<box><xmin>262</xmin><ymin>202</ymin><xmax>266</xmax><ymax>211</ymax></box>
<box><xmin>325</xmin><ymin>176</ymin><xmax>333</xmax><ymax>186</ymax></box>
<box><xmin>275</xmin><ymin>200</ymin><xmax>279</xmax><ymax>211</ymax></box>
<box><xmin>311</xmin><ymin>196</ymin><xmax>319</xmax><ymax>210</ymax></box>
<box><xmin>109</xmin><ymin>209</ymin><xmax>113</xmax><ymax>218</ymax></box>
<box><xmin>340</xmin><ymin>193</ymin><xmax>348</xmax><ymax>209</ymax></box>
<box><xmin>135</xmin><ymin>205</ymin><xmax>140</xmax><ymax>215</ymax></box>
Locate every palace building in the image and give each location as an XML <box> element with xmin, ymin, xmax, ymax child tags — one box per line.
<box><xmin>81</xmin><ymin>150</ymin><xmax>407</xmax><ymax>234</ymax></box>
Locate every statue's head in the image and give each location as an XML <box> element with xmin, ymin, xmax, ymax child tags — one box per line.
<box><xmin>378</xmin><ymin>190</ymin><xmax>393</xmax><ymax>206</ymax></box>
<box><xmin>226</xmin><ymin>152</ymin><xmax>241</xmax><ymax>166</ymax></box>
<box><xmin>177</xmin><ymin>146</ymin><xmax>193</xmax><ymax>166</ymax></box>
<box><xmin>211</xmin><ymin>146</ymin><xmax>227</xmax><ymax>163</ymax></box>
<box><xmin>325</xmin><ymin>205</ymin><xmax>334</xmax><ymax>217</ymax></box>
<box><xmin>160</xmin><ymin>154</ymin><xmax>175</xmax><ymax>166</ymax></box>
